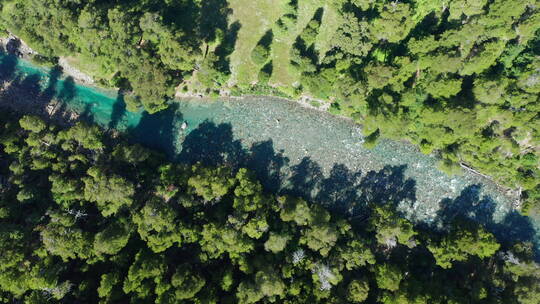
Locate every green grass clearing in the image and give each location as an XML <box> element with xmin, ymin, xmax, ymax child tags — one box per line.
<box><xmin>227</xmin><ymin>0</ymin><xmax>286</xmax><ymax>87</ymax></box>
<box><xmin>268</xmin><ymin>1</ymin><xmax>321</xmax><ymax>91</ymax></box>
<box><xmin>184</xmin><ymin>0</ymin><xmax>343</xmax><ymax>97</ymax></box>
<box><xmin>314</xmin><ymin>3</ymin><xmax>341</xmax><ymax>63</ymax></box>
<box><xmin>64</xmin><ymin>55</ymin><xmax>115</xmax><ymax>81</ymax></box>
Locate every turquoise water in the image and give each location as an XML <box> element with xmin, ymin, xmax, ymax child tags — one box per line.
<box><xmin>1</xmin><ymin>52</ymin><xmax>539</xmax><ymax>253</ymax></box>
<box><xmin>5</xmin><ymin>56</ymin><xmax>143</xmax><ymax>129</ymax></box>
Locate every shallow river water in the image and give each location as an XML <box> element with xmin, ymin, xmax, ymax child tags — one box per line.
<box><xmin>1</xmin><ymin>52</ymin><xmax>538</xmax><ymax>254</ymax></box>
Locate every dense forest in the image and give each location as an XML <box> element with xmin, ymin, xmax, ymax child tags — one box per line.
<box><xmin>0</xmin><ymin>111</ymin><xmax>538</xmax><ymax>303</ymax></box>
<box><xmin>0</xmin><ymin>0</ymin><xmax>539</xmax><ymax>213</ymax></box>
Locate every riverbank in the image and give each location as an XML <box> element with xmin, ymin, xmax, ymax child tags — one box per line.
<box><xmin>2</xmin><ymin>50</ymin><xmax>538</xmax><ymax>255</ymax></box>
<box><xmin>0</xmin><ymin>37</ymin><xmax>525</xmax><ymax>208</ymax></box>
<box><xmin>0</xmin><ymin>34</ymin><xmax>94</xmax><ymax>85</ymax></box>
<box><xmin>1</xmin><ymin>34</ymin><xmax>333</xmax><ymax>115</ymax></box>
<box><xmin>0</xmin><ymin>42</ymin><xmax>523</xmax><ymax>199</ymax></box>
<box><xmin>0</xmin><ymin>77</ymin><xmax>80</xmax><ymax>128</ymax></box>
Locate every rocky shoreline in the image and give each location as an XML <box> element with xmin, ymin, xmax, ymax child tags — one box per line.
<box><xmin>0</xmin><ymin>35</ymin><xmax>526</xmax><ymax>208</ymax></box>
<box><xmin>0</xmin><ymin>34</ymin><xmax>94</xmax><ymax>85</ymax></box>
<box><xmin>2</xmin><ymin>33</ymin><xmax>333</xmax><ymax>115</ymax></box>
<box><xmin>0</xmin><ymin>81</ymin><xmax>79</xmax><ymax>129</ymax></box>
<box><xmin>0</xmin><ymin>49</ymin><xmax>525</xmax><ymax>216</ymax></box>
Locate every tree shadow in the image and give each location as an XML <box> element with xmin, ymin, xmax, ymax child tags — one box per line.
<box><xmin>0</xmin><ymin>59</ymin><xmax>74</xmax><ymax>107</ymax></box>
<box><xmin>0</xmin><ymin>57</ymin><xmax>84</xmax><ymax>127</ymax></box>
<box><xmin>291</xmin><ymin>8</ymin><xmax>322</xmax><ymax>69</ymax></box>
<box><xmin>5</xmin><ymin>38</ymin><xmax>22</xmax><ymax>57</ymax></box>
<box><xmin>0</xmin><ymin>52</ymin><xmax>18</xmax><ymax>82</ymax></box>
<box><xmin>79</xmin><ymin>103</ymin><xmax>96</xmax><ymax>125</ymax></box>
<box><xmin>312</xmin><ymin>7</ymin><xmax>324</xmax><ymax>23</ymax></box>
<box><xmin>57</xmin><ymin>76</ymin><xmax>77</xmax><ymax>103</ymax></box>
<box><xmin>256</xmin><ymin>29</ymin><xmax>274</xmax><ymax>49</ymax></box>
<box><xmin>259</xmin><ymin>61</ymin><xmax>273</xmax><ymax>79</ymax></box>
<box><xmin>199</xmin><ymin>0</ymin><xmax>232</xmax><ymax>44</ymax></box>
<box><xmin>292</xmin><ymin>36</ymin><xmax>319</xmax><ymax>67</ymax></box>
<box><xmin>0</xmin><ymin>66</ymin><xmax>44</xmax><ymax>115</ymax></box>
<box><xmin>19</xmin><ymin>74</ymin><xmax>43</xmax><ymax>98</ymax></box>
<box><xmin>317</xmin><ymin>164</ymin><xmax>363</xmax><ymax>214</ymax></box>
<box><xmin>174</xmin><ymin>120</ymin><xmax>416</xmax><ymax>217</ymax></box>
<box><xmin>42</xmin><ymin>66</ymin><xmax>63</xmax><ymax>100</ymax></box>
<box><xmin>433</xmin><ymin>184</ymin><xmax>540</xmax><ymax>259</ymax></box>
<box><xmin>130</xmin><ymin>103</ymin><xmax>183</xmax><ymax>158</ymax></box>
<box><xmin>357</xmin><ymin>165</ymin><xmax>417</xmax><ymax>208</ymax></box>
<box><xmin>407</xmin><ymin>11</ymin><xmax>441</xmax><ymax>40</ymax></box>
<box><xmin>1</xmin><ymin>49</ymin><xmax>536</xmax><ymax>256</ymax></box>
<box><xmin>170</xmin><ymin>119</ymin><xmax>539</xmax><ymax>257</ymax></box>
<box><xmin>286</xmin><ymin>162</ymin><xmax>417</xmax><ymax>217</ymax></box>
<box><xmin>159</xmin><ymin>0</ymin><xmax>199</xmax><ymax>34</ymax></box>
<box><xmin>493</xmin><ymin>211</ymin><xmax>538</xmax><ymax>251</ymax></box>
<box><xmin>247</xmin><ymin>140</ymin><xmax>289</xmax><ymax>193</ymax></box>
<box><xmin>287</xmin><ymin>0</ymin><xmax>298</xmax><ymax>13</ymax></box>
<box><xmin>2</xmin><ymin>60</ymin><xmax>537</xmax><ymax>257</ymax></box>
<box><xmin>214</xmin><ymin>21</ymin><xmax>241</xmax><ymax>74</ymax></box>
<box><xmin>435</xmin><ymin>185</ymin><xmax>496</xmax><ymax>226</ymax></box>
<box><xmin>286</xmin><ymin>157</ymin><xmax>324</xmax><ymax>199</ymax></box>
<box><xmin>177</xmin><ymin>120</ymin><xmax>245</xmax><ymax>167</ymax></box>
<box><xmin>109</xmin><ymin>91</ymin><xmax>128</xmax><ymax>129</ymax></box>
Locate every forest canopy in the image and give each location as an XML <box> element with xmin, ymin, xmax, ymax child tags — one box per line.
<box><xmin>1</xmin><ymin>111</ymin><xmax>540</xmax><ymax>303</ymax></box>
<box><xmin>0</xmin><ymin>0</ymin><xmax>538</xmax><ymax>212</ymax></box>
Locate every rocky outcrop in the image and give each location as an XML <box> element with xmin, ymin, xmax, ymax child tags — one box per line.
<box><xmin>0</xmin><ymin>34</ymin><xmax>37</xmax><ymax>58</ymax></box>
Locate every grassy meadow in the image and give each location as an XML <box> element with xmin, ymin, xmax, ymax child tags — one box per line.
<box><xmin>227</xmin><ymin>0</ymin><xmax>341</xmax><ymax>96</ymax></box>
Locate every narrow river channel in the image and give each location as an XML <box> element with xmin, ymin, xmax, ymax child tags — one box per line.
<box><xmin>1</xmin><ymin>52</ymin><xmax>538</xmax><ymax>255</ymax></box>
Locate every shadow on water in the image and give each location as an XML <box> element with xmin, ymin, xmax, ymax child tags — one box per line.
<box><xmin>19</xmin><ymin>74</ymin><xmax>42</xmax><ymax>97</ymax></box>
<box><xmin>5</xmin><ymin>38</ymin><xmax>21</xmax><ymax>56</ymax></box>
<box><xmin>42</xmin><ymin>66</ymin><xmax>63</xmax><ymax>99</ymax></box>
<box><xmin>433</xmin><ymin>184</ymin><xmax>539</xmax><ymax>253</ymax></box>
<box><xmin>316</xmin><ymin>164</ymin><xmax>363</xmax><ymax>214</ymax></box>
<box><xmin>1</xmin><ymin>50</ymin><xmax>538</xmax><ymax>258</ymax></box>
<box><xmin>358</xmin><ymin>165</ymin><xmax>416</xmax><ymax>205</ymax></box>
<box><xmin>0</xmin><ymin>51</ymin><xmax>79</xmax><ymax>126</ymax></box>
<box><xmin>57</xmin><ymin>76</ymin><xmax>77</xmax><ymax>103</ymax></box>
<box><xmin>0</xmin><ymin>39</ymin><xmax>77</xmax><ymax>113</ymax></box>
<box><xmin>80</xmin><ymin>103</ymin><xmax>96</xmax><ymax>125</ymax></box>
<box><xmin>0</xmin><ymin>52</ymin><xmax>17</xmax><ymax>82</ymax></box>
<box><xmin>109</xmin><ymin>91</ymin><xmax>128</xmax><ymax>129</ymax></box>
<box><xmin>178</xmin><ymin>120</ymin><xmax>245</xmax><ymax>167</ymax></box>
<box><xmin>175</xmin><ymin>121</ymin><xmax>412</xmax><ymax>212</ymax></box>
<box><xmin>130</xmin><ymin>103</ymin><xmax>183</xmax><ymax>157</ymax></box>
<box><xmin>288</xmin><ymin>157</ymin><xmax>325</xmax><ymax>200</ymax></box>
<box><xmin>247</xmin><ymin>140</ymin><xmax>290</xmax><ymax>193</ymax></box>
<box><xmin>164</xmin><ymin>119</ymin><xmax>538</xmax><ymax>258</ymax></box>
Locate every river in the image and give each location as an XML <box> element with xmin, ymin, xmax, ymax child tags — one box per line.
<box><xmin>1</xmin><ymin>51</ymin><xmax>538</xmax><ymax>254</ymax></box>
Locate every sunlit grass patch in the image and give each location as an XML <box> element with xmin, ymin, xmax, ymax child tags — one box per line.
<box><xmin>314</xmin><ymin>3</ymin><xmax>341</xmax><ymax>63</ymax></box>
<box><xmin>64</xmin><ymin>55</ymin><xmax>114</xmax><ymax>81</ymax></box>
<box><xmin>228</xmin><ymin>0</ymin><xmax>286</xmax><ymax>86</ymax></box>
<box><xmin>269</xmin><ymin>1</ymin><xmax>322</xmax><ymax>90</ymax></box>
<box><xmin>222</xmin><ymin>0</ymin><xmax>341</xmax><ymax>96</ymax></box>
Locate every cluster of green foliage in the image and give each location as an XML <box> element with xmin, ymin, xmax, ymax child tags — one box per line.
<box><xmin>1</xmin><ymin>112</ymin><xmax>539</xmax><ymax>303</ymax></box>
<box><xmin>0</xmin><ymin>0</ymin><xmax>223</xmax><ymax>113</ymax></box>
<box><xmin>2</xmin><ymin>0</ymin><xmax>537</xmax><ymax>213</ymax></box>
<box><xmin>286</xmin><ymin>0</ymin><xmax>540</xmax><ymax>213</ymax></box>
<box><xmin>251</xmin><ymin>30</ymin><xmax>273</xmax><ymax>67</ymax></box>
